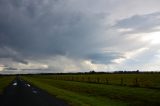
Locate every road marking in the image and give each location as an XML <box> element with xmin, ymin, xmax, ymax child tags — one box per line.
<box><xmin>27</xmin><ymin>84</ymin><xmax>31</xmax><ymax>87</ymax></box>
<box><xmin>13</xmin><ymin>82</ymin><xmax>17</xmax><ymax>86</ymax></box>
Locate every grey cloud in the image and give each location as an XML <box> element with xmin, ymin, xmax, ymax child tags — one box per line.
<box><xmin>12</xmin><ymin>57</ymin><xmax>28</xmax><ymax>64</ymax></box>
<box><xmin>87</xmin><ymin>52</ymin><xmax>124</xmax><ymax>64</ymax></box>
<box><xmin>115</xmin><ymin>12</ymin><xmax>160</xmax><ymax>33</ymax></box>
<box><xmin>0</xmin><ymin>47</ymin><xmax>28</xmax><ymax>64</ymax></box>
<box><xmin>0</xmin><ymin>0</ymin><xmax>160</xmax><ymax>72</ymax></box>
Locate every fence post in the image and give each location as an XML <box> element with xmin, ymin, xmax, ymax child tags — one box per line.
<box><xmin>97</xmin><ymin>78</ymin><xmax>100</xmax><ymax>83</ymax></box>
<box><xmin>134</xmin><ymin>77</ymin><xmax>139</xmax><ymax>87</ymax></box>
<box><xmin>106</xmin><ymin>78</ymin><xmax>109</xmax><ymax>84</ymax></box>
<box><xmin>135</xmin><ymin>77</ymin><xmax>138</xmax><ymax>86</ymax></box>
<box><xmin>121</xmin><ymin>78</ymin><xmax>123</xmax><ymax>86</ymax></box>
<box><xmin>81</xmin><ymin>77</ymin><xmax>84</xmax><ymax>82</ymax></box>
<box><xmin>88</xmin><ymin>77</ymin><xmax>90</xmax><ymax>83</ymax></box>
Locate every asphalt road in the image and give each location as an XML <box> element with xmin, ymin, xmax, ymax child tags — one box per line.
<box><xmin>1</xmin><ymin>77</ymin><xmax>69</xmax><ymax>106</ymax></box>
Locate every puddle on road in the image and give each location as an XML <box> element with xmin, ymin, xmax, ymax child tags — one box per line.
<box><xmin>33</xmin><ymin>90</ymin><xmax>38</xmax><ymax>94</ymax></box>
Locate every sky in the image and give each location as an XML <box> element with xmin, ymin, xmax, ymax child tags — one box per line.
<box><xmin>0</xmin><ymin>0</ymin><xmax>160</xmax><ymax>74</ymax></box>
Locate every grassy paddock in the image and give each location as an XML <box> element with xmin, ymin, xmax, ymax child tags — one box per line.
<box><xmin>22</xmin><ymin>75</ymin><xmax>160</xmax><ymax>106</ymax></box>
<box><xmin>26</xmin><ymin>73</ymin><xmax>160</xmax><ymax>89</ymax></box>
<box><xmin>0</xmin><ymin>76</ymin><xmax>15</xmax><ymax>94</ymax></box>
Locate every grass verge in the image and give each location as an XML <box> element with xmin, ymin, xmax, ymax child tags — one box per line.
<box><xmin>22</xmin><ymin>76</ymin><xmax>160</xmax><ymax>106</ymax></box>
<box><xmin>0</xmin><ymin>76</ymin><xmax>15</xmax><ymax>94</ymax></box>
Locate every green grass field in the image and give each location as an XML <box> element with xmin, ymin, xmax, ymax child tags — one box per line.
<box><xmin>0</xmin><ymin>76</ymin><xmax>14</xmax><ymax>94</ymax></box>
<box><xmin>26</xmin><ymin>73</ymin><xmax>160</xmax><ymax>88</ymax></box>
<box><xmin>22</xmin><ymin>73</ymin><xmax>160</xmax><ymax>106</ymax></box>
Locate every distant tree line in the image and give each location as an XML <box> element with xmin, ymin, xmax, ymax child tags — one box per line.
<box><xmin>1</xmin><ymin>70</ymin><xmax>160</xmax><ymax>76</ymax></box>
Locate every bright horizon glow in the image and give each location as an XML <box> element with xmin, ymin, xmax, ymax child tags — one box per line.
<box><xmin>141</xmin><ymin>31</ymin><xmax>160</xmax><ymax>45</ymax></box>
<box><xmin>0</xmin><ymin>66</ymin><xmax>4</xmax><ymax>71</ymax></box>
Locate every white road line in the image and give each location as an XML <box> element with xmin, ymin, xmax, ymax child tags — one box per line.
<box><xmin>13</xmin><ymin>82</ymin><xmax>17</xmax><ymax>86</ymax></box>
<box><xmin>27</xmin><ymin>84</ymin><xmax>31</xmax><ymax>87</ymax></box>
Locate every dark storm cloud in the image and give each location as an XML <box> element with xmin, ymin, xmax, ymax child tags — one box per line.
<box><xmin>0</xmin><ymin>0</ymin><xmax>113</xmax><ymax>66</ymax></box>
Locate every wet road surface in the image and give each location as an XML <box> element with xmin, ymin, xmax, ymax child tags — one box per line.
<box><xmin>1</xmin><ymin>77</ymin><xmax>68</xmax><ymax>106</ymax></box>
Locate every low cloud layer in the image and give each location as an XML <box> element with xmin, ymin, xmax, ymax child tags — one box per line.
<box><xmin>0</xmin><ymin>0</ymin><xmax>160</xmax><ymax>74</ymax></box>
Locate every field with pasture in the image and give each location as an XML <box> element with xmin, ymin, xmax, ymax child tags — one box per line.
<box><xmin>22</xmin><ymin>73</ymin><xmax>160</xmax><ymax>106</ymax></box>
<box><xmin>0</xmin><ymin>76</ymin><xmax>15</xmax><ymax>94</ymax></box>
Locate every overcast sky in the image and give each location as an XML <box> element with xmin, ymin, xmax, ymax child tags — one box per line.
<box><xmin>0</xmin><ymin>0</ymin><xmax>160</xmax><ymax>74</ymax></box>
